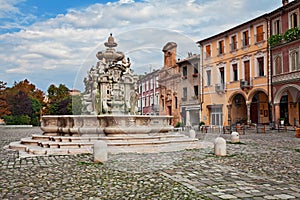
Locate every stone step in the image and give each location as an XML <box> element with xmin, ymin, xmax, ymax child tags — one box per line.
<box><xmin>11</xmin><ymin>138</ymin><xmax>212</xmax><ymax>156</ymax></box>
<box><xmin>21</xmin><ymin>138</ymin><xmax>40</xmax><ymax>146</ymax></box>
<box><xmin>27</xmin><ymin>137</ymin><xmax>197</xmax><ymax>150</ymax></box>
<box><xmin>38</xmin><ymin>141</ymin><xmax>93</xmax><ymax>149</ymax></box>
<box><xmin>8</xmin><ymin>141</ymin><xmax>28</xmax><ymax>152</ymax></box>
<box><xmin>31</xmin><ymin>134</ymin><xmax>52</xmax><ymax>141</ymax></box>
<box><xmin>25</xmin><ymin>146</ymin><xmax>93</xmax><ymax>156</ymax></box>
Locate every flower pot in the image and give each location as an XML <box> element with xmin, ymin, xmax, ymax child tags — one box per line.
<box><xmin>296</xmin><ymin>128</ymin><xmax>300</xmax><ymax>138</ymax></box>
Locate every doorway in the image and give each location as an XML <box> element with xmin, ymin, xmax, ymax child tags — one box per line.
<box><xmin>280</xmin><ymin>95</ymin><xmax>289</xmax><ymax>125</ymax></box>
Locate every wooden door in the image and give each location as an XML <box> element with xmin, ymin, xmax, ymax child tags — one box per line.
<box><xmin>244</xmin><ymin>60</ymin><xmax>250</xmax><ymax>83</ymax></box>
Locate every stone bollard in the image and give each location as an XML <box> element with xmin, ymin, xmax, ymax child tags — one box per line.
<box><xmin>189</xmin><ymin>129</ymin><xmax>196</xmax><ymax>139</ymax></box>
<box><xmin>93</xmin><ymin>141</ymin><xmax>108</xmax><ymax>163</ymax></box>
<box><xmin>214</xmin><ymin>137</ymin><xmax>226</xmax><ymax>156</ymax></box>
<box><xmin>231</xmin><ymin>132</ymin><xmax>240</xmax><ymax>143</ymax></box>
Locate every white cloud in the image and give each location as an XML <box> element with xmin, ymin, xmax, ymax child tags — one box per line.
<box><xmin>0</xmin><ymin>0</ymin><xmax>282</xmax><ymax>91</ymax></box>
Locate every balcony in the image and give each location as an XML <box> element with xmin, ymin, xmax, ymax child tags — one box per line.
<box><xmin>217</xmin><ymin>47</ymin><xmax>225</xmax><ymax>56</ymax></box>
<box><xmin>273</xmin><ymin>70</ymin><xmax>300</xmax><ymax>84</ymax></box>
<box><xmin>230</xmin><ymin>42</ymin><xmax>237</xmax><ymax>52</ymax></box>
<box><xmin>242</xmin><ymin>38</ymin><xmax>250</xmax><ymax>47</ymax></box>
<box><xmin>181</xmin><ymin>97</ymin><xmax>187</xmax><ymax>101</ymax></box>
<box><xmin>215</xmin><ymin>83</ymin><xmax>225</xmax><ymax>93</ymax></box>
<box><xmin>240</xmin><ymin>79</ymin><xmax>252</xmax><ymax>89</ymax></box>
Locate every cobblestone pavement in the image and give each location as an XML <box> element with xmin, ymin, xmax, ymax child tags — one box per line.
<box><xmin>0</xmin><ymin>127</ymin><xmax>299</xmax><ymax>199</ymax></box>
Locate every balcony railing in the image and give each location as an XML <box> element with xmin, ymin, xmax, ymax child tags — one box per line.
<box><xmin>240</xmin><ymin>79</ymin><xmax>252</xmax><ymax>89</ymax></box>
<box><xmin>230</xmin><ymin>42</ymin><xmax>237</xmax><ymax>52</ymax></box>
<box><xmin>181</xmin><ymin>97</ymin><xmax>187</xmax><ymax>102</ymax></box>
<box><xmin>242</xmin><ymin>38</ymin><xmax>250</xmax><ymax>47</ymax></box>
<box><xmin>215</xmin><ymin>83</ymin><xmax>225</xmax><ymax>93</ymax></box>
<box><xmin>217</xmin><ymin>47</ymin><xmax>225</xmax><ymax>55</ymax></box>
<box><xmin>273</xmin><ymin>70</ymin><xmax>300</xmax><ymax>83</ymax></box>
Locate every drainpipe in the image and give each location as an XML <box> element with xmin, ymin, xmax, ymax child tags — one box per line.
<box><xmin>198</xmin><ymin>42</ymin><xmax>203</xmax><ymax>122</ymax></box>
<box><xmin>266</xmin><ymin>16</ymin><xmax>274</xmax><ymax>124</ymax></box>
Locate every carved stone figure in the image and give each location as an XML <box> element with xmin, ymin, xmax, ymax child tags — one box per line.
<box><xmin>82</xmin><ymin>34</ymin><xmax>138</xmax><ymax>115</ymax></box>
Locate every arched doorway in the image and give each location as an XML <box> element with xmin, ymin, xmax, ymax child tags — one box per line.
<box><xmin>231</xmin><ymin>94</ymin><xmax>247</xmax><ymax>124</ymax></box>
<box><xmin>250</xmin><ymin>92</ymin><xmax>269</xmax><ymax>124</ymax></box>
<box><xmin>280</xmin><ymin>93</ymin><xmax>289</xmax><ymax>125</ymax></box>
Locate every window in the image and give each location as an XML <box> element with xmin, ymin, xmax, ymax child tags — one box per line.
<box><xmin>273</xmin><ymin>19</ymin><xmax>281</xmax><ymax>35</ymax></box>
<box><xmin>194</xmin><ymin>85</ymin><xmax>198</xmax><ymax>97</ymax></box>
<box><xmin>183</xmin><ymin>87</ymin><xmax>187</xmax><ymax>98</ymax></box>
<box><xmin>230</xmin><ymin>35</ymin><xmax>237</xmax><ymax>51</ymax></box>
<box><xmin>150</xmin><ymin>96</ymin><xmax>153</xmax><ymax>106</ymax></box>
<box><xmin>232</xmin><ymin>64</ymin><xmax>238</xmax><ymax>81</ymax></box>
<box><xmin>182</xmin><ymin>66</ymin><xmax>187</xmax><ymax>77</ymax></box>
<box><xmin>205</xmin><ymin>45</ymin><xmax>211</xmax><ymax>58</ymax></box>
<box><xmin>175</xmin><ymin>96</ymin><xmax>178</xmax><ymax>109</ymax></box>
<box><xmin>218</xmin><ymin>40</ymin><xmax>225</xmax><ymax>55</ymax></box>
<box><xmin>193</xmin><ymin>63</ymin><xmax>199</xmax><ymax>74</ymax></box>
<box><xmin>206</xmin><ymin>70</ymin><xmax>211</xmax><ymax>86</ymax></box>
<box><xmin>290</xmin><ymin>12</ymin><xmax>298</xmax><ymax>28</ymax></box>
<box><xmin>256</xmin><ymin>25</ymin><xmax>264</xmax><ymax>42</ymax></box>
<box><xmin>143</xmin><ymin>97</ymin><xmax>146</xmax><ymax>107</ymax></box>
<box><xmin>155</xmin><ymin>76</ymin><xmax>159</xmax><ymax>88</ymax></box>
<box><xmin>210</xmin><ymin>107</ymin><xmax>223</xmax><ymax>126</ymax></box>
<box><xmin>243</xmin><ymin>60</ymin><xmax>250</xmax><ymax>82</ymax></box>
<box><xmin>219</xmin><ymin>67</ymin><xmax>225</xmax><ymax>85</ymax></box>
<box><xmin>290</xmin><ymin>50</ymin><xmax>299</xmax><ymax>72</ymax></box>
<box><xmin>274</xmin><ymin>56</ymin><xmax>282</xmax><ymax>75</ymax></box>
<box><xmin>150</xmin><ymin>79</ymin><xmax>153</xmax><ymax>90</ymax></box>
<box><xmin>242</xmin><ymin>30</ymin><xmax>249</xmax><ymax>46</ymax></box>
<box><xmin>257</xmin><ymin>57</ymin><xmax>264</xmax><ymax>76</ymax></box>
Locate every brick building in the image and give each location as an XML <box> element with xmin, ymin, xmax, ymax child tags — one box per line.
<box><xmin>158</xmin><ymin>42</ymin><xmax>181</xmax><ymax>126</ymax></box>
<box><xmin>269</xmin><ymin>0</ymin><xmax>300</xmax><ymax>126</ymax></box>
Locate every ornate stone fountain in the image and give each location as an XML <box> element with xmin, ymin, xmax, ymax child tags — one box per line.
<box><xmin>82</xmin><ymin>33</ymin><xmax>138</xmax><ymax>116</ymax></box>
<box><xmin>8</xmin><ymin>34</ymin><xmax>207</xmax><ymax>156</ymax></box>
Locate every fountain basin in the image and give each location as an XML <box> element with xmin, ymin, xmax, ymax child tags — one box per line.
<box><xmin>41</xmin><ymin>115</ymin><xmax>173</xmax><ymax>136</ymax></box>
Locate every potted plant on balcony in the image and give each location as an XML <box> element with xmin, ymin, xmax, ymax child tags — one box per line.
<box><xmin>268</xmin><ymin>34</ymin><xmax>283</xmax><ymax>47</ymax></box>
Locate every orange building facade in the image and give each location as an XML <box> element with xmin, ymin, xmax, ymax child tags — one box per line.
<box><xmin>197</xmin><ymin>14</ymin><xmax>271</xmax><ymax>126</ymax></box>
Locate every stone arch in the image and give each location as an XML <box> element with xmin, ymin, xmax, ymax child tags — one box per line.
<box><xmin>228</xmin><ymin>92</ymin><xmax>247</xmax><ymax>124</ymax></box>
<box><xmin>247</xmin><ymin>88</ymin><xmax>268</xmax><ymax>102</ymax></box>
<box><xmin>228</xmin><ymin>91</ymin><xmax>247</xmax><ymax>104</ymax></box>
<box><xmin>274</xmin><ymin>84</ymin><xmax>300</xmax><ymax>104</ymax></box>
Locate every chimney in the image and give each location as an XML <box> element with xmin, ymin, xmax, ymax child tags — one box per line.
<box><xmin>282</xmin><ymin>0</ymin><xmax>289</xmax><ymax>6</ymax></box>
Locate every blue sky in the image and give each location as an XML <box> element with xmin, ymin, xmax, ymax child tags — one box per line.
<box><xmin>0</xmin><ymin>0</ymin><xmax>283</xmax><ymax>92</ymax></box>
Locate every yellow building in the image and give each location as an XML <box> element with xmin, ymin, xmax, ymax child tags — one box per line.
<box><xmin>197</xmin><ymin>14</ymin><xmax>271</xmax><ymax>126</ymax></box>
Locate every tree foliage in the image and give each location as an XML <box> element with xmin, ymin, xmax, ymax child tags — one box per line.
<box><xmin>0</xmin><ymin>79</ymin><xmax>44</xmax><ymax>125</ymax></box>
<box><xmin>0</xmin><ymin>81</ymin><xmax>10</xmax><ymax>116</ymax></box>
<box><xmin>45</xmin><ymin>84</ymin><xmax>73</xmax><ymax>115</ymax></box>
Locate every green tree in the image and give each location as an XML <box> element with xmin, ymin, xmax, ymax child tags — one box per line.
<box><xmin>45</xmin><ymin>84</ymin><xmax>72</xmax><ymax>115</ymax></box>
<box><xmin>2</xmin><ymin>79</ymin><xmax>44</xmax><ymax>125</ymax></box>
